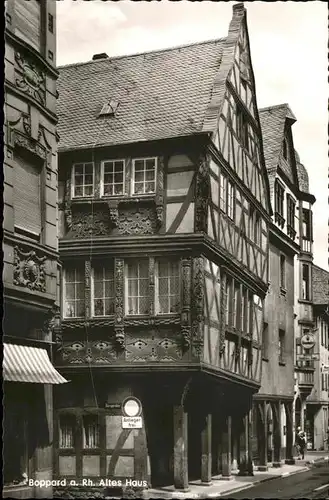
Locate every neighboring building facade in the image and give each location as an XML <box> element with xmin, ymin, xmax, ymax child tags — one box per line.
<box><xmin>311</xmin><ymin>264</ymin><xmax>329</xmax><ymax>450</ymax></box>
<box><xmin>254</xmin><ymin>104</ymin><xmax>302</xmax><ymax>470</ymax></box>
<box><xmin>3</xmin><ymin>1</ymin><xmax>67</xmax><ymax>499</ymax></box>
<box><xmin>54</xmin><ymin>4</ymin><xmax>271</xmax><ymax>492</ymax></box>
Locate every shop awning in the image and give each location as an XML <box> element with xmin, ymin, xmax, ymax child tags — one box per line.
<box><xmin>3</xmin><ymin>343</ymin><xmax>68</xmax><ymax>384</ymax></box>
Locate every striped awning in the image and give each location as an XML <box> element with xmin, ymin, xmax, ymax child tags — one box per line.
<box><xmin>3</xmin><ymin>343</ymin><xmax>68</xmax><ymax>384</ymax></box>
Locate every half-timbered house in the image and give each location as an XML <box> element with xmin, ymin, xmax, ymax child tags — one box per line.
<box><xmin>3</xmin><ymin>2</ymin><xmax>68</xmax><ymax>499</ymax></box>
<box><xmin>54</xmin><ymin>4</ymin><xmax>270</xmax><ymax>491</ymax></box>
<box><xmin>257</xmin><ymin>104</ymin><xmax>315</xmax><ymax>468</ymax></box>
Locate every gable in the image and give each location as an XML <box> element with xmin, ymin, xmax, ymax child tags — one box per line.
<box><xmin>204</xmin><ymin>3</ymin><xmax>271</xmax><ymax>213</ymax></box>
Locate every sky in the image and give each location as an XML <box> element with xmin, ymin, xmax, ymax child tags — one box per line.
<box><xmin>56</xmin><ymin>0</ymin><xmax>328</xmax><ymax>270</ymax></box>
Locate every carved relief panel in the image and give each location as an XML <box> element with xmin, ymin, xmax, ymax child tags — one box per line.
<box><xmin>14</xmin><ymin>51</ymin><xmax>46</xmax><ymax>106</ymax></box>
<box><xmin>14</xmin><ymin>245</ymin><xmax>47</xmax><ymax>292</ymax></box>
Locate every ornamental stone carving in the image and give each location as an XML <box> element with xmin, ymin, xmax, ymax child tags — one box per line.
<box><xmin>195</xmin><ymin>155</ymin><xmax>210</xmax><ymax>233</ymax></box>
<box><xmin>14</xmin><ymin>246</ymin><xmax>46</xmax><ymax>292</ymax></box>
<box><xmin>58</xmin><ymin>340</ymin><xmax>117</xmax><ymax>365</ymax></box>
<box><xmin>125</xmin><ymin>334</ymin><xmax>182</xmax><ymax>363</ymax></box>
<box><xmin>71</xmin><ymin>208</ymin><xmax>112</xmax><ymax>238</ymax></box>
<box><xmin>15</xmin><ymin>51</ymin><xmax>46</xmax><ymax>105</ymax></box>
<box><xmin>155</xmin><ymin>156</ymin><xmax>165</xmax><ymax>229</ymax></box>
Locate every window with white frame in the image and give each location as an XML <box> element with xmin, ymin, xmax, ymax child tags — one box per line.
<box><xmin>126</xmin><ymin>260</ymin><xmax>149</xmax><ymax>315</ymax></box>
<box><xmin>101</xmin><ymin>160</ymin><xmax>125</xmax><ymax>196</ymax></box>
<box><xmin>72</xmin><ymin>163</ymin><xmax>94</xmax><ymax>198</ymax></box>
<box><xmin>132</xmin><ymin>158</ymin><xmax>157</xmax><ymax>195</ymax></box>
<box><xmin>227</xmin><ymin>180</ymin><xmax>235</xmax><ymax>220</ymax></box>
<box><xmin>92</xmin><ymin>264</ymin><xmax>115</xmax><ymax>316</ymax></box>
<box><xmin>156</xmin><ymin>260</ymin><xmax>180</xmax><ymax>314</ymax></box>
<box><xmin>219</xmin><ymin>173</ymin><xmax>227</xmax><ymax>212</ymax></box>
<box><xmin>64</xmin><ymin>266</ymin><xmax>85</xmax><ymax>318</ymax></box>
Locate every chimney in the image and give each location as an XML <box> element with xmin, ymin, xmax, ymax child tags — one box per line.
<box><xmin>92</xmin><ymin>53</ymin><xmax>109</xmax><ymax>61</ymax></box>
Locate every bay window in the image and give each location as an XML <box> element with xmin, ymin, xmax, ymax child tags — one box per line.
<box><xmin>126</xmin><ymin>260</ymin><xmax>150</xmax><ymax>315</ymax></box>
<box><xmin>132</xmin><ymin>158</ymin><xmax>157</xmax><ymax>195</ymax></box>
<box><xmin>92</xmin><ymin>264</ymin><xmax>115</xmax><ymax>316</ymax></box>
<box><xmin>63</xmin><ymin>258</ymin><xmax>182</xmax><ymax>319</ymax></box>
<box><xmin>156</xmin><ymin>260</ymin><xmax>180</xmax><ymax>314</ymax></box>
<box><xmin>72</xmin><ymin>163</ymin><xmax>94</xmax><ymax>198</ymax></box>
<box><xmin>64</xmin><ymin>266</ymin><xmax>85</xmax><ymax>318</ymax></box>
<box><xmin>101</xmin><ymin>160</ymin><xmax>125</xmax><ymax>196</ymax></box>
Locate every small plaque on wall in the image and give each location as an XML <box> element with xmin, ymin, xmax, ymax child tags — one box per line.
<box><xmin>105</xmin><ymin>403</ymin><xmax>121</xmax><ymax>409</ymax></box>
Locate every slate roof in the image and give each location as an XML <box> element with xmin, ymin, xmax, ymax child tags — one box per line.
<box><xmin>57</xmin><ymin>39</ymin><xmax>226</xmax><ymax>152</ymax></box>
<box><xmin>313</xmin><ymin>264</ymin><xmax>329</xmax><ymax>306</ymax></box>
<box><xmin>259</xmin><ymin>104</ymin><xmax>297</xmax><ymax>182</ymax></box>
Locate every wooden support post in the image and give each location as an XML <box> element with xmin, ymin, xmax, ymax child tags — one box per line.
<box><xmin>201</xmin><ymin>413</ymin><xmax>212</xmax><ymax>485</ymax></box>
<box><xmin>173</xmin><ymin>405</ymin><xmax>189</xmax><ymax>490</ymax></box>
<box><xmin>258</xmin><ymin>401</ymin><xmax>268</xmax><ymax>471</ymax></box>
<box><xmin>272</xmin><ymin>402</ymin><xmax>282</xmax><ymax>467</ymax></box>
<box><xmin>220</xmin><ymin>416</ymin><xmax>232</xmax><ymax>479</ymax></box>
<box><xmin>285</xmin><ymin>402</ymin><xmax>295</xmax><ymax>465</ymax></box>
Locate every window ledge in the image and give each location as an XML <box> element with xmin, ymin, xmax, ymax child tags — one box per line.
<box><xmin>298</xmin><ymin>299</ymin><xmax>312</xmax><ymax>305</ymax></box>
<box><xmin>262</xmin><ymin>356</ymin><xmax>269</xmax><ymax>362</ymax></box>
<box><xmin>279</xmin><ymin>360</ymin><xmax>286</xmax><ymax>366</ymax></box>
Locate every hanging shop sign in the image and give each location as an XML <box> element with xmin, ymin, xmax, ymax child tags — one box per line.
<box><xmin>121</xmin><ymin>397</ymin><xmax>142</xmax><ymax>429</ymax></box>
<box><xmin>301</xmin><ymin>333</ymin><xmax>315</xmax><ymax>350</ymax></box>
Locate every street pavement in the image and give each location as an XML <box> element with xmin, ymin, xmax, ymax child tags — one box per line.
<box><xmin>141</xmin><ymin>452</ymin><xmax>329</xmax><ymax>500</ymax></box>
<box><xmin>221</xmin><ymin>460</ymin><xmax>329</xmax><ymax>499</ymax></box>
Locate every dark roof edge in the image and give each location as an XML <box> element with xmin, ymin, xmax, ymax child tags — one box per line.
<box><xmin>58</xmin><ymin>131</ymin><xmax>211</xmax><ymax>154</ymax></box>
<box><xmin>58</xmin><ymin>37</ymin><xmax>227</xmax><ymax>70</ymax></box>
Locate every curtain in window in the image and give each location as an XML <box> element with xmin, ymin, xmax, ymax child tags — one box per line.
<box><xmin>157</xmin><ymin>260</ymin><xmax>180</xmax><ymax>314</ymax></box>
<box><xmin>93</xmin><ymin>266</ymin><xmax>114</xmax><ymax>316</ymax></box>
<box><xmin>127</xmin><ymin>261</ymin><xmax>149</xmax><ymax>314</ymax></box>
<box><xmin>65</xmin><ymin>267</ymin><xmax>85</xmax><ymax>318</ymax></box>
<box><xmin>82</xmin><ymin>416</ymin><xmax>99</xmax><ymax>449</ymax></box>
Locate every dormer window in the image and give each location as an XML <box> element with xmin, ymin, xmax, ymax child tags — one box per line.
<box><xmin>98</xmin><ymin>99</ymin><xmax>120</xmax><ymax>117</ymax></box>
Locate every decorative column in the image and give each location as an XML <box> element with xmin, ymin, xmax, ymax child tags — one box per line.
<box><xmin>180</xmin><ymin>258</ymin><xmax>192</xmax><ymax>351</ymax></box>
<box><xmin>173</xmin><ymin>405</ymin><xmax>189</xmax><ymax>491</ymax></box>
<box><xmin>284</xmin><ymin>401</ymin><xmax>295</xmax><ymax>465</ymax></box>
<box><xmin>149</xmin><ymin>258</ymin><xmax>155</xmax><ymax>316</ymax></box>
<box><xmin>194</xmin><ymin>154</ymin><xmax>210</xmax><ymax>233</ymax></box>
<box><xmin>201</xmin><ymin>413</ymin><xmax>212</xmax><ymax>485</ymax></box>
<box><xmin>219</xmin><ymin>272</ymin><xmax>227</xmax><ymax>357</ymax></box>
<box><xmin>191</xmin><ymin>257</ymin><xmax>204</xmax><ymax>360</ymax></box>
<box><xmin>220</xmin><ymin>416</ymin><xmax>232</xmax><ymax>480</ymax></box>
<box><xmin>272</xmin><ymin>401</ymin><xmax>282</xmax><ymax>467</ymax></box>
<box><xmin>114</xmin><ymin>258</ymin><xmax>125</xmax><ymax>350</ymax></box>
<box><xmin>85</xmin><ymin>260</ymin><xmax>91</xmax><ymax>318</ymax></box>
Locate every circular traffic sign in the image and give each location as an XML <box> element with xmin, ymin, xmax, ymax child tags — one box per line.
<box><xmin>122</xmin><ymin>397</ymin><xmax>142</xmax><ymax>417</ymax></box>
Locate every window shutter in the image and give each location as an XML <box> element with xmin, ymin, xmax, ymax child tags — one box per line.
<box><xmin>15</xmin><ymin>0</ymin><xmax>41</xmax><ymax>51</ymax></box>
<box><xmin>14</xmin><ymin>153</ymin><xmax>42</xmax><ymax>236</ymax></box>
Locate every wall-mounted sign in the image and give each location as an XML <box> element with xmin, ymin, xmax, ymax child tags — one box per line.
<box><xmin>121</xmin><ymin>397</ymin><xmax>142</xmax><ymax>429</ymax></box>
<box><xmin>301</xmin><ymin>333</ymin><xmax>315</xmax><ymax>350</ymax></box>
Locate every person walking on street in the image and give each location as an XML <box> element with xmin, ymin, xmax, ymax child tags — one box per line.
<box><xmin>296</xmin><ymin>426</ymin><xmax>307</xmax><ymax>459</ymax></box>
